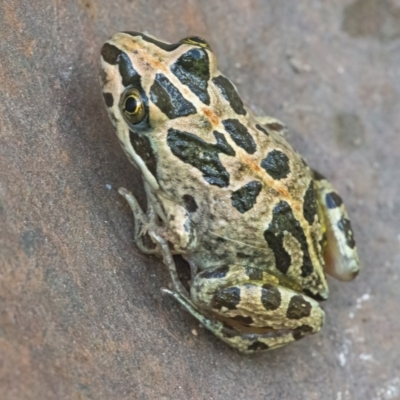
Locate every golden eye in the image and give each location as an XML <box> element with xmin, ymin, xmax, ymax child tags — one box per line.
<box><xmin>121</xmin><ymin>87</ymin><xmax>146</xmax><ymax>125</ymax></box>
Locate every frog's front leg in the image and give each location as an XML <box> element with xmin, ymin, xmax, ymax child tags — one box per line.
<box><xmin>313</xmin><ymin>172</ymin><xmax>360</xmax><ymax>281</ymax></box>
<box><xmin>119</xmin><ymin>185</ymin><xmax>197</xmax><ymax>255</ymax></box>
<box><xmin>118</xmin><ymin>187</ymin><xmax>162</xmax><ymax>255</ymax></box>
<box><xmin>119</xmin><ymin>188</ymin><xmax>191</xmax><ymax>300</ymax></box>
<box><xmin>165</xmin><ymin>264</ymin><xmax>324</xmax><ymax>353</ymax></box>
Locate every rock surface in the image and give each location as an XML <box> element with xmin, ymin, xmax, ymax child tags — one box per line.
<box><xmin>1</xmin><ymin>1</ymin><xmax>400</xmax><ymax>399</ymax></box>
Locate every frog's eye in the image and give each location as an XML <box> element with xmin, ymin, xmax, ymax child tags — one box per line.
<box><xmin>121</xmin><ymin>87</ymin><xmax>146</xmax><ymax>125</ymax></box>
<box><xmin>180</xmin><ymin>36</ymin><xmax>211</xmax><ymax>50</ymax></box>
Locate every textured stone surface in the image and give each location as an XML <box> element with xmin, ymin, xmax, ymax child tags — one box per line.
<box><xmin>1</xmin><ymin>1</ymin><xmax>400</xmax><ymax>399</ymax></box>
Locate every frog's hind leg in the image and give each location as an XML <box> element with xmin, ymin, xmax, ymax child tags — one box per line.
<box><xmin>118</xmin><ymin>187</ymin><xmax>160</xmax><ymax>255</ymax></box>
<box><xmin>162</xmin><ymin>287</ymin><xmax>292</xmax><ymax>353</ymax></box>
<box><xmin>166</xmin><ymin>265</ymin><xmax>325</xmax><ymax>353</ymax></box>
<box><xmin>313</xmin><ymin>171</ymin><xmax>360</xmax><ymax>281</ymax></box>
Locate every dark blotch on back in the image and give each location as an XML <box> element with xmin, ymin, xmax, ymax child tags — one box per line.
<box><xmin>326</xmin><ymin>192</ymin><xmax>343</xmax><ymax>209</ymax></box>
<box><xmin>337</xmin><ymin>217</ymin><xmax>356</xmax><ymax>249</ymax></box>
<box><xmin>182</xmin><ymin>194</ymin><xmax>198</xmax><ymax>213</ymax></box>
<box><xmin>103</xmin><ymin>92</ymin><xmax>114</xmax><ymax>107</ymax></box>
<box><xmin>303</xmin><ymin>180</ymin><xmax>318</xmax><ymax>225</ymax></box>
<box><xmin>248</xmin><ymin>341</ymin><xmax>269</xmax><ymax>351</ymax></box>
<box><xmin>129</xmin><ymin>130</ymin><xmax>157</xmax><ymax>178</ymax></box>
<box><xmin>124</xmin><ymin>31</ymin><xmax>182</xmax><ymax>51</ymax></box>
<box><xmin>261</xmin><ymin>284</ymin><xmax>282</xmax><ymax>311</ymax></box>
<box><xmin>167</xmin><ymin>128</ymin><xmax>235</xmax><ymax>187</ymax></box>
<box><xmin>286</xmin><ymin>295</ymin><xmax>312</xmax><ymax>320</ymax></box>
<box><xmin>222</xmin><ymin>119</ymin><xmax>257</xmax><ymax>154</ymax></box>
<box><xmin>231</xmin><ymin>181</ymin><xmax>262</xmax><ymax>214</ymax></box>
<box><xmin>171</xmin><ymin>48</ymin><xmax>210</xmax><ymax>105</ymax></box>
<box><xmin>150</xmin><ymin>73</ymin><xmax>196</xmax><ymax>119</ymax></box>
<box><xmin>211</xmin><ymin>286</ymin><xmax>241</xmax><ymax>310</ymax></box>
<box><xmin>264</xmin><ymin>230</ymin><xmax>292</xmax><ymax>275</ymax></box>
<box><xmin>212</xmin><ymin>75</ymin><xmax>246</xmax><ymax>115</ymax></box>
<box><xmin>264</xmin><ymin>201</ymin><xmax>314</xmax><ymax>277</ymax></box>
<box><xmin>261</xmin><ymin>150</ymin><xmax>291</xmax><ymax>180</ymax></box>
<box><xmin>256</xmin><ymin>124</ymin><xmax>269</xmax><ymax>136</ymax></box>
<box><xmin>213</xmin><ymin>131</ymin><xmax>236</xmax><ymax>156</ymax></box>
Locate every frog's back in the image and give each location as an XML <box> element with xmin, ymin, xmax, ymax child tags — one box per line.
<box><xmin>162</xmin><ymin>107</ymin><xmax>328</xmax><ymax>299</ymax></box>
<box><xmin>152</xmin><ymin>82</ymin><xmax>328</xmax><ymax>298</ymax></box>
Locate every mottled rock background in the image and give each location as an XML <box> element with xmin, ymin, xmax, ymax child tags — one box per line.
<box><xmin>1</xmin><ymin>1</ymin><xmax>400</xmax><ymax>399</ymax></box>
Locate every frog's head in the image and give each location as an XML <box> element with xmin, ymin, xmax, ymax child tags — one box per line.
<box><xmin>99</xmin><ymin>31</ymin><xmax>219</xmax><ymax>135</ymax></box>
<box><xmin>100</xmin><ymin>32</ymin><xmax>248</xmax><ymax>189</ymax></box>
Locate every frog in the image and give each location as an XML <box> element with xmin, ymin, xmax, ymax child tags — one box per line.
<box><xmin>99</xmin><ymin>31</ymin><xmax>360</xmax><ymax>353</ymax></box>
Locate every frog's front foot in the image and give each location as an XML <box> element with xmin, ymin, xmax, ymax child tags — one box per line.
<box><xmin>118</xmin><ymin>187</ymin><xmax>161</xmax><ymax>255</ymax></box>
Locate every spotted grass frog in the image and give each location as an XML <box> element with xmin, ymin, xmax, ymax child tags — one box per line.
<box><xmin>99</xmin><ymin>32</ymin><xmax>360</xmax><ymax>353</ymax></box>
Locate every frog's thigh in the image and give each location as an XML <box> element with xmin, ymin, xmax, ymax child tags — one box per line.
<box><xmin>118</xmin><ymin>187</ymin><xmax>160</xmax><ymax>255</ymax></box>
<box><xmin>190</xmin><ymin>266</ymin><xmax>325</xmax><ymax>352</ymax></box>
<box><xmin>254</xmin><ymin>115</ymin><xmax>287</xmax><ymax>136</ymax></box>
<box><xmin>313</xmin><ymin>173</ymin><xmax>360</xmax><ymax>281</ymax></box>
